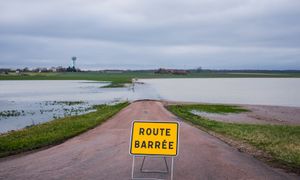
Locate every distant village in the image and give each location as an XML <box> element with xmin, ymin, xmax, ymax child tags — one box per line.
<box><xmin>1</xmin><ymin>65</ymin><xmax>298</xmax><ymax>75</ymax></box>
<box><xmin>0</xmin><ymin>66</ymin><xmax>78</xmax><ymax>74</ymax></box>
<box><xmin>0</xmin><ymin>56</ymin><xmax>197</xmax><ymax>75</ymax></box>
<box><xmin>154</xmin><ymin>68</ymin><xmax>190</xmax><ymax>75</ymax></box>
<box><xmin>0</xmin><ymin>57</ymin><xmax>80</xmax><ymax>74</ymax></box>
<box><xmin>0</xmin><ymin>67</ymin><xmax>192</xmax><ymax>75</ymax></box>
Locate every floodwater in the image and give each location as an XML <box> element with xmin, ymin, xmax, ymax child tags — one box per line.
<box><xmin>142</xmin><ymin>78</ymin><xmax>300</xmax><ymax>107</ymax></box>
<box><xmin>1</xmin><ymin>78</ymin><xmax>300</xmax><ymax>133</ymax></box>
<box><xmin>0</xmin><ymin>80</ymin><xmax>157</xmax><ymax>133</ymax></box>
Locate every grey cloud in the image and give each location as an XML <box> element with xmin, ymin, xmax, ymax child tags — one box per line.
<box><xmin>0</xmin><ymin>0</ymin><xmax>300</xmax><ymax>69</ymax></box>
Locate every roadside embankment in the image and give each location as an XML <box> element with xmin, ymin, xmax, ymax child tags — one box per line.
<box><xmin>0</xmin><ymin>102</ymin><xmax>129</xmax><ymax>158</ymax></box>
<box><xmin>167</xmin><ymin>103</ymin><xmax>300</xmax><ymax>174</ymax></box>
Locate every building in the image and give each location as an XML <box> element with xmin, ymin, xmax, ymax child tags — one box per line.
<box><xmin>155</xmin><ymin>68</ymin><xmax>189</xmax><ymax>75</ymax></box>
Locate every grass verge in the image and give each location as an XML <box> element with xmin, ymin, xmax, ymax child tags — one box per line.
<box><xmin>0</xmin><ymin>102</ymin><xmax>129</xmax><ymax>158</ymax></box>
<box><xmin>179</xmin><ymin>104</ymin><xmax>249</xmax><ymax>114</ymax></box>
<box><xmin>101</xmin><ymin>83</ymin><xmax>126</xmax><ymax>88</ymax></box>
<box><xmin>2</xmin><ymin>71</ymin><xmax>300</xmax><ymax>81</ymax></box>
<box><xmin>167</xmin><ymin>104</ymin><xmax>300</xmax><ymax>173</ymax></box>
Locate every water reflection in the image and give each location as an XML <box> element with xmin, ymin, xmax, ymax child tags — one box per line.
<box><xmin>142</xmin><ymin>78</ymin><xmax>300</xmax><ymax>107</ymax></box>
<box><xmin>1</xmin><ymin>78</ymin><xmax>300</xmax><ymax>133</ymax></box>
<box><xmin>0</xmin><ymin>80</ymin><xmax>159</xmax><ymax>133</ymax></box>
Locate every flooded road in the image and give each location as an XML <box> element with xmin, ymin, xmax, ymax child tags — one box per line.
<box><xmin>1</xmin><ymin>78</ymin><xmax>300</xmax><ymax>133</ymax></box>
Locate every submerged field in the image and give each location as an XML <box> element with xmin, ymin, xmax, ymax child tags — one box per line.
<box><xmin>0</xmin><ymin>102</ymin><xmax>128</xmax><ymax>158</ymax></box>
<box><xmin>1</xmin><ymin>71</ymin><xmax>300</xmax><ymax>87</ymax></box>
<box><xmin>167</xmin><ymin>104</ymin><xmax>300</xmax><ymax>173</ymax></box>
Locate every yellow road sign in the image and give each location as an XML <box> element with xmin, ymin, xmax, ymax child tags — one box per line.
<box><xmin>130</xmin><ymin>121</ymin><xmax>179</xmax><ymax>156</ymax></box>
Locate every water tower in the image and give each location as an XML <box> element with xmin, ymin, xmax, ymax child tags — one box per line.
<box><xmin>71</xmin><ymin>56</ymin><xmax>77</xmax><ymax>68</ymax></box>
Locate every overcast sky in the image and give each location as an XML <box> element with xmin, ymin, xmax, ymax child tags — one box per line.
<box><xmin>0</xmin><ymin>0</ymin><xmax>300</xmax><ymax>70</ymax></box>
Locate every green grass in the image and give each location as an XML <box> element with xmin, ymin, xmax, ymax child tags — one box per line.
<box><xmin>0</xmin><ymin>102</ymin><xmax>129</xmax><ymax>158</ymax></box>
<box><xmin>167</xmin><ymin>104</ymin><xmax>300</xmax><ymax>172</ymax></box>
<box><xmin>0</xmin><ymin>72</ymin><xmax>133</xmax><ymax>87</ymax></box>
<box><xmin>1</xmin><ymin>71</ymin><xmax>300</xmax><ymax>87</ymax></box>
<box><xmin>101</xmin><ymin>83</ymin><xmax>127</xmax><ymax>88</ymax></box>
<box><xmin>178</xmin><ymin>104</ymin><xmax>249</xmax><ymax>114</ymax></box>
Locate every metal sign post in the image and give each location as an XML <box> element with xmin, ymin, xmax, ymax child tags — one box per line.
<box><xmin>140</xmin><ymin>156</ymin><xmax>169</xmax><ymax>173</ymax></box>
<box><xmin>131</xmin><ymin>156</ymin><xmax>174</xmax><ymax>180</ymax></box>
<box><xmin>129</xmin><ymin>121</ymin><xmax>179</xmax><ymax>180</ymax></box>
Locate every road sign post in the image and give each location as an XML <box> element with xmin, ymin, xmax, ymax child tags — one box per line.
<box><xmin>130</xmin><ymin>121</ymin><xmax>179</xmax><ymax>180</ymax></box>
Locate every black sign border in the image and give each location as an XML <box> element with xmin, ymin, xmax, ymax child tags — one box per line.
<box><xmin>129</xmin><ymin>120</ymin><xmax>180</xmax><ymax>157</ymax></box>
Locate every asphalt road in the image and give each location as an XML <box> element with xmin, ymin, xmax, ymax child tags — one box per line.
<box><xmin>0</xmin><ymin>101</ymin><xmax>297</xmax><ymax>180</ymax></box>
